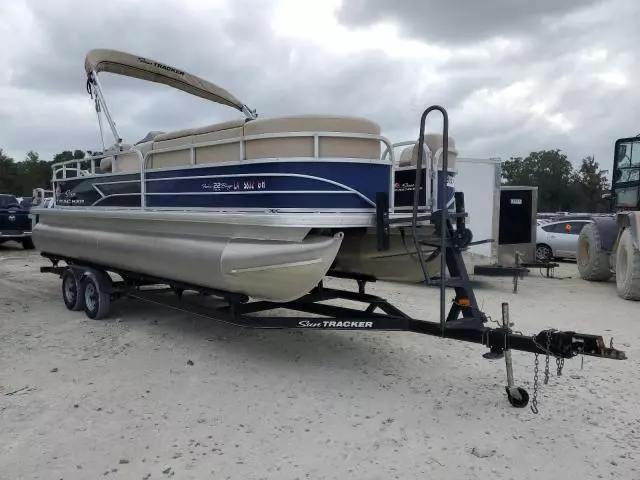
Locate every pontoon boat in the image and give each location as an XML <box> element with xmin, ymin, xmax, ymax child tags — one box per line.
<box><xmin>31</xmin><ymin>49</ymin><xmax>460</xmax><ymax>302</ymax></box>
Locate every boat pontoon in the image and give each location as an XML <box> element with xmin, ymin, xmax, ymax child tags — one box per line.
<box><xmin>32</xmin><ymin>49</ymin><xmax>459</xmax><ymax>302</ymax></box>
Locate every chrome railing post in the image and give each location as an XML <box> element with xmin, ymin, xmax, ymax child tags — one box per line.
<box><xmin>140</xmin><ymin>151</ymin><xmax>147</xmax><ymax>210</ymax></box>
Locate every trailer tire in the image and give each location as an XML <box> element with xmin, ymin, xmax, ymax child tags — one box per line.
<box><xmin>22</xmin><ymin>237</ymin><xmax>35</xmax><ymax>250</ymax></box>
<box><xmin>577</xmin><ymin>222</ymin><xmax>612</xmax><ymax>281</ymax></box>
<box><xmin>80</xmin><ymin>273</ymin><xmax>112</xmax><ymax>320</ymax></box>
<box><xmin>615</xmin><ymin>228</ymin><xmax>640</xmax><ymax>301</ymax></box>
<box><xmin>61</xmin><ymin>268</ymin><xmax>83</xmax><ymax>311</ymax></box>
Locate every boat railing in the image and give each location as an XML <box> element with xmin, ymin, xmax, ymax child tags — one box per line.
<box><xmin>49</xmin><ymin>130</ymin><xmax>440</xmax><ymax>214</ymax></box>
<box><xmin>137</xmin><ymin>131</ymin><xmax>398</xmax><ymax>211</ymax></box>
<box><xmin>384</xmin><ymin>141</ymin><xmax>438</xmax><ymax>212</ymax></box>
<box><xmin>52</xmin><ymin>155</ymin><xmax>107</xmax><ymax>180</ymax></box>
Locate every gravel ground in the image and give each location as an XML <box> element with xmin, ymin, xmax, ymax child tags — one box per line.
<box><xmin>1</xmin><ymin>244</ymin><xmax>639</xmax><ymax>480</ymax></box>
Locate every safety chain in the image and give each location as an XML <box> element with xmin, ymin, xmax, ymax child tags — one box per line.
<box><xmin>556</xmin><ymin>357</ymin><xmax>564</xmax><ymax>376</ymax></box>
<box><xmin>530</xmin><ymin>330</ymin><xmax>560</xmax><ymax>415</ymax></box>
<box><xmin>531</xmin><ymin>352</ymin><xmax>540</xmax><ymax>414</ymax></box>
<box><xmin>544</xmin><ymin>331</ymin><xmax>551</xmax><ymax>384</ymax></box>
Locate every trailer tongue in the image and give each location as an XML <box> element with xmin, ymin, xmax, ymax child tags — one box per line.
<box><xmin>39</xmin><ymin>105</ymin><xmax>627</xmax><ymax>412</ymax></box>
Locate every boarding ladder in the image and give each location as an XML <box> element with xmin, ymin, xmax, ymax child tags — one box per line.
<box><xmin>375</xmin><ymin>105</ymin><xmax>488</xmax><ymax>335</ymax></box>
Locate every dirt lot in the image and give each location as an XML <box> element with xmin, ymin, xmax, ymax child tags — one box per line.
<box><xmin>1</xmin><ymin>244</ymin><xmax>639</xmax><ymax>480</ymax></box>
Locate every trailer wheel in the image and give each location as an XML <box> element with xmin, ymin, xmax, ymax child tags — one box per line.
<box><xmin>22</xmin><ymin>237</ymin><xmax>35</xmax><ymax>250</ymax></box>
<box><xmin>81</xmin><ymin>273</ymin><xmax>112</xmax><ymax>319</ymax></box>
<box><xmin>615</xmin><ymin>228</ymin><xmax>640</xmax><ymax>301</ymax></box>
<box><xmin>61</xmin><ymin>268</ymin><xmax>83</xmax><ymax>311</ymax></box>
<box><xmin>577</xmin><ymin>222</ymin><xmax>613</xmax><ymax>281</ymax></box>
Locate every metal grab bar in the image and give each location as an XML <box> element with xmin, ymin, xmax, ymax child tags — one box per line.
<box><xmin>413</xmin><ymin>105</ymin><xmax>449</xmax><ymax>337</ymax></box>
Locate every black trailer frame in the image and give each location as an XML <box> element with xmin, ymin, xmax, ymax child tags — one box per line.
<box><xmin>40</xmin><ymin>255</ymin><xmax>626</xmax><ymax>361</ymax></box>
<box><xmin>38</xmin><ymin>105</ymin><xmax>627</xmax><ymax>411</ymax></box>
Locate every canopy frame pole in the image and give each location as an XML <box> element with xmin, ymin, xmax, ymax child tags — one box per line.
<box><xmin>94</xmin><ymin>96</ymin><xmax>106</xmax><ymax>152</ymax></box>
<box><xmin>90</xmin><ymin>69</ymin><xmax>121</xmax><ymax>148</ymax></box>
<box><xmin>242</xmin><ymin>104</ymin><xmax>258</xmax><ymax>120</ymax></box>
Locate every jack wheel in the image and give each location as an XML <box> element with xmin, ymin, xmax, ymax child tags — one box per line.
<box><xmin>61</xmin><ymin>268</ymin><xmax>83</xmax><ymax>311</ymax></box>
<box><xmin>505</xmin><ymin>386</ymin><xmax>529</xmax><ymax>408</ymax></box>
<box><xmin>81</xmin><ymin>274</ymin><xmax>111</xmax><ymax>320</ymax></box>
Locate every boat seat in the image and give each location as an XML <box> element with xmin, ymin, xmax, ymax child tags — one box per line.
<box><xmin>135</xmin><ymin>115</ymin><xmax>382</xmax><ymax>171</ymax></box>
<box><xmin>135</xmin><ymin>131</ymin><xmax>165</xmax><ymax>145</ymax></box>
<box><xmin>244</xmin><ymin>115</ymin><xmax>381</xmax><ymax>160</ymax></box>
<box><xmin>425</xmin><ymin>134</ymin><xmax>458</xmax><ymax>170</ymax></box>
<box><xmin>153</xmin><ymin>119</ymin><xmax>246</xmax><ymax>142</ymax></box>
<box><xmin>150</xmin><ymin>119</ymin><xmax>246</xmax><ymax>168</ymax></box>
<box><xmin>100</xmin><ymin>156</ymin><xmax>115</xmax><ymax>172</ymax></box>
<box><xmin>398</xmin><ymin>134</ymin><xmax>458</xmax><ymax>169</ymax></box>
<box><xmin>110</xmin><ymin>141</ymin><xmax>155</xmax><ymax>173</ymax></box>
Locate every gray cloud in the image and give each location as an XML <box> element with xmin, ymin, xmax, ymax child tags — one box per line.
<box><xmin>337</xmin><ymin>0</ymin><xmax>605</xmax><ymax>45</ymax></box>
<box><xmin>0</xmin><ymin>0</ymin><xmax>638</xmax><ymax>176</ymax></box>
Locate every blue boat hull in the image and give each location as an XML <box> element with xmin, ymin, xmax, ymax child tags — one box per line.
<box><xmin>55</xmin><ymin>161</ymin><xmax>392</xmax><ymax>211</ymax></box>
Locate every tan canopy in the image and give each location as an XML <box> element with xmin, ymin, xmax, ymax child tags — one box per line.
<box><xmin>84</xmin><ymin>49</ymin><xmax>246</xmax><ymax>112</ymax></box>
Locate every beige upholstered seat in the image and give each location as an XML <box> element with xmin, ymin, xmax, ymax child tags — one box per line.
<box><xmin>425</xmin><ymin>134</ymin><xmax>457</xmax><ymax>170</ymax></box>
<box><xmin>149</xmin><ymin>119</ymin><xmax>246</xmax><ymax>168</ymax></box>
<box><xmin>112</xmin><ymin>115</ymin><xmax>382</xmax><ymax>172</ymax></box>
<box><xmin>100</xmin><ymin>156</ymin><xmax>115</xmax><ymax>172</ymax></box>
<box><xmin>244</xmin><ymin>115</ymin><xmax>381</xmax><ymax>160</ymax></box>
<box><xmin>191</xmin><ymin>121</ymin><xmax>245</xmax><ymax>166</ymax></box>
<box><xmin>398</xmin><ymin>134</ymin><xmax>458</xmax><ymax>169</ymax></box>
<box><xmin>105</xmin><ymin>141</ymin><xmax>153</xmax><ymax>173</ymax></box>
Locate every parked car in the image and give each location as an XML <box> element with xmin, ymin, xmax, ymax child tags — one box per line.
<box><xmin>536</xmin><ymin>218</ymin><xmax>593</xmax><ymax>261</ymax></box>
<box><xmin>0</xmin><ymin>194</ymin><xmax>35</xmax><ymax>249</ymax></box>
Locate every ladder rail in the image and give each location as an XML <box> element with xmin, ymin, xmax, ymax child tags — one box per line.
<box><xmin>413</xmin><ymin>105</ymin><xmax>449</xmax><ymax>335</ymax></box>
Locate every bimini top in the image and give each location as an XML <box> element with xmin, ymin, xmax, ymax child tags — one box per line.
<box><xmin>84</xmin><ymin>49</ymin><xmax>247</xmax><ymax>113</ymax></box>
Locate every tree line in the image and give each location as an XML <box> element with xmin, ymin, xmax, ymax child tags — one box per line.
<box><xmin>0</xmin><ymin>149</ymin><xmax>87</xmax><ymax>197</ymax></box>
<box><xmin>501</xmin><ymin>149</ymin><xmax>610</xmax><ymax>212</ymax></box>
<box><xmin>1</xmin><ymin>146</ymin><xmax>611</xmax><ymax>212</ymax></box>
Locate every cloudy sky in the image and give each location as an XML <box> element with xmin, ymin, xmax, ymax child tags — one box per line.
<box><xmin>0</xmin><ymin>0</ymin><xmax>637</xmax><ymax>169</ymax></box>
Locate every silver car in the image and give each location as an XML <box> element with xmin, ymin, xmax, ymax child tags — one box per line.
<box><xmin>536</xmin><ymin>218</ymin><xmax>593</xmax><ymax>261</ymax></box>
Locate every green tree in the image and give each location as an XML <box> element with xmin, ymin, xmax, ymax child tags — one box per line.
<box><xmin>15</xmin><ymin>151</ymin><xmax>54</xmax><ymax>196</ymax></box>
<box><xmin>0</xmin><ymin>149</ymin><xmax>18</xmax><ymax>193</ymax></box>
<box><xmin>52</xmin><ymin>149</ymin><xmax>85</xmax><ymax>163</ymax></box>
<box><xmin>573</xmin><ymin>156</ymin><xmax>610</xmax><ymax>212</ymax></box>
<box><xmin>501</xmin><ymin>149</ymin><xmax>575</xmax><ymax>211</ymax></box>
<box><xmin>501</xmin><ymin>150</ymin><xmax>610</xmax><ymax>212</ymax></box>
<box><xmin>1</xmin><ymin>147</ymin><xmax>89</xmax><ymax>197</ymax></box>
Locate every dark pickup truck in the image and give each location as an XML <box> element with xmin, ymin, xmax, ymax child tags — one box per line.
<box><xmin>0</xmin><ymin>194</ymin><xmax>35</xmax><ymax>249</ymax></box>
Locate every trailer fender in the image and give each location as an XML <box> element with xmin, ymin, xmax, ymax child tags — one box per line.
<box><xmin>71</xmin><ymin>266</ymin><xmax>114</xmax><ymax>294</ymax></box>
<box><xmin>590</xmin><ymin>215</ymin><xmax>619</xmax><ymax>252</ymax></box>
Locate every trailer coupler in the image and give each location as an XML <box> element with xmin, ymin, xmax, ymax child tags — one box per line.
<box><xmin>533</xmin><ymin>330</ymin><xmax>626</xmax><ymax>360</ymax></box>
<box><xmin>477</xmin><ymin>328</ymin><xmax>627</xmax><ymax>360</ymax></box>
